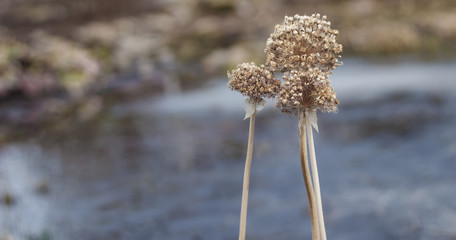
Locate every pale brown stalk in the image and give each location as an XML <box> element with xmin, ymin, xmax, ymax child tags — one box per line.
<box><xmin>299</xmin><ymin>110</ymin><xmax>320</xmax><ymax>240</ymax></box>
<box><xmin>305</xmin><ymin>109</ymin><xmax>327</xmax><ymax>240</ymax></box>
<box><xmin>239</xmin><ymin>108</ymin><xmax>256</xmax><ymax>240</ymax></box>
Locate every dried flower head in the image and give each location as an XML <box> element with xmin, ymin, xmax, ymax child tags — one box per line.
<box><xmin>276</xmin><ymin>68</ymin><xmax>339</xmax><ymax>113</ymax></box>
<box><xmin>265</xmin><ymin>14</ymin><xmax>342</xmax><ymax>73</ymax></box>
<box><xmin>227</xmin><ymin>62</ymin><xmax>281</xmax><ymax>100</ymax></box>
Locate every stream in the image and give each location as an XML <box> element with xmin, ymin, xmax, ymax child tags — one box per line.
<box><xmin>1</xmin><ymin>59</ymin><xmax>456</xmax><ymax>240</ymax></box>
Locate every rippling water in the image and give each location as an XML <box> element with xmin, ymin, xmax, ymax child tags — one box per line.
<box><xmin>1</xmin><ymin>60</ymin><xmax>456</xmax><ymax>240</ymax></box>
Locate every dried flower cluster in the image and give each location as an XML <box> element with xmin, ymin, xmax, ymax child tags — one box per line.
<box><xmin>263</xmin><ymin>14</ymin><xmax>342</xmax><ymax>113</ymax></box>
<box><xmin>227</xmin><ymin>14</ymin><xmax>342</xmax><ymax>114</ymax></box>
<box><xmin>228</xmin><ymin>14</ymin><xmax>343</xmax><ymax>240</ymax></box>
<box><xmin>227</xmin><ymin>62</ymin><xmax>281</xmax><ymax>100</ymax></box>
<box><xmin>265</xmin><ymin>14</ymin><xmax>342</xmax><ymax>73</ymax></box>
<box><xmin>276</xmin><ymin>68</ymin><xmax>339</xmax><ymax>113</ymax></box>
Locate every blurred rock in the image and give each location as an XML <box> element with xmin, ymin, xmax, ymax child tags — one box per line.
<box><xmin>12</xmin><ymin>4</ymin><xmax>66</xmax><ymax>23</ymax></box>
<box><xmin>36</xmin><ymin>180</ymin><xmax>50</xmax><ymax>195</ymax></box>
<box><xmin>31</xmin><ymin>31</ymin><xmax>101</xmax><ymax>97</ymax></box>
<box><xmin>0</xmin><ymin>31</ymin><xmax>100</xmax><ymax>98</ymax></box>
<box><xmin>344</xmin><ymin>21</ymin><xmax>421</xmax><ymax>55</ymax></box>
<box><xmin>2</xmin><ymin>192</ymin><xmax>15</xmax><ymax>206</ymax></box>
<box><xmin>0</xmin><ymin>40</ymin><xmax>28</xmax><ymax>96</ymax></box>
<box><xmin>421</xmin><ymin>11</ymin><xmax>456</xmax><ymax>39</ymax></box>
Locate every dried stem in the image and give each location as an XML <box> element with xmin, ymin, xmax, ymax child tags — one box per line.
<box><xmin>239</xmin><ymin>107</ymin><xmax>256</xmax><ymax>240</ymax></box>
<box><xmin>305</xmin><ymin>109</ymin><xmax>327</xmax><ymax>240</ymax></box>
<box><xmin>298</xmin><ymin>110</ymin><xmax>320</xmax><ymax>240</ymax></box>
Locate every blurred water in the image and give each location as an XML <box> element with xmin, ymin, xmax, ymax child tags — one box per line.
<box><xmin>1</xmin><ymin>59</ymin><xmax>456</xmax><ymax>240</ymax></box>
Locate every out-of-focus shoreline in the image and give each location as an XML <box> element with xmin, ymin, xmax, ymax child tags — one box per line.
<box><xmin>1</xmin><ymin>0</ymin><xmax>456</xmax><ymax>142</ymax></box>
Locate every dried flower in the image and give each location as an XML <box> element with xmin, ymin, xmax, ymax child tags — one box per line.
<box><xmin>227</xmin><ymin>62</ymin><xmax>281</xmax><ymax>100</ymax></box>
<box><xmin>276</xmin><ymin>68</ymin><xmax>339</xmax><ymax>113</ymax></box>
<box><xmin>265</xmin><ymin>14</ymin><xmax>342</xmax><ymax>73</ymax></box>
<box><xmin>227</xmin><ymin>63</ymin><xmax>281</xmax><ymax>240</ymax></box>
<box><xmin>262</xmin><ymin>14</ymin><xmax>342</xmax><ymax>240</ymax></box>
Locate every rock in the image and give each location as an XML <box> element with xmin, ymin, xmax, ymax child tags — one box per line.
<box><xmin>36</xmin><ymin>180</ymin><xmax>50</xmax><ymax>195</ymax></box>
<box><xmin>2</xmin><ymin>192</ymin><xmax>15</xmax><ymax>206</ymax></box>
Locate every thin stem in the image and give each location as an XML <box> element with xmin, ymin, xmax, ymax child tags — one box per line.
<box><xmin>299</xmin><ymin>110</ymin><xmax>320</xmax><ymax>240</ymax></box>
<box><xmin>306</xmin><ymin>110</ymin><xmax>327</xmax><ymax>240</ymax></box>
<box><xmin>239</xmin><ymin>108</ymin><xmax>256</xmax><ymax>240</ymax></box>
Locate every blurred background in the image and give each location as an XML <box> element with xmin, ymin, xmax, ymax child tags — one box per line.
<box><xmin>1</xmin><ymin>0</ymin><xmax>456</xmax><ymax>239</ymax></box>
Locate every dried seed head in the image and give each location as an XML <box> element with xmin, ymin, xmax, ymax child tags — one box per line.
<box><xmin>276</xmin><ymin>68</ymin><xmax>339</xmax><ymax>113</ymax></box>
<box><xmin>265</xmin><ymin>14</ymin><xmax>343</xmax><ymax>73</ymax></box>
<box><xmin>227</xmin><ymin>62</ymin><xmax>281</xmax><ymax>100</ymax></box>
